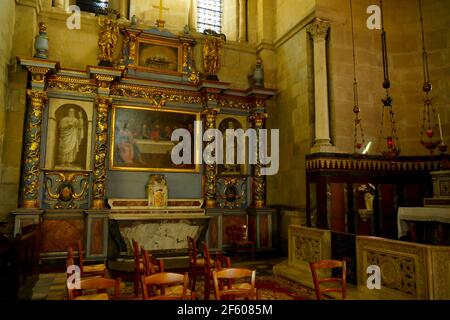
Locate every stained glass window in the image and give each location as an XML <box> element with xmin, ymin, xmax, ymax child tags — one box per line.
<box><xmin>76</xmin><ymin>0</ymin><xmax>109</xmax><ymax>14</ymax></box>
<box><xmin>197</xmin><ymin>0</ymin><xmax>223</xmax><ymax>34</ymax></box>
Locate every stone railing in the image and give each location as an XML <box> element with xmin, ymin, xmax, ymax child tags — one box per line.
<box><xmin>288</xmin><ymin>225</ymin><xmax>331</xmax><ymax>273</ymax></box>
<box><xmin>357</xmin><ymin>236</ymin><xmax>450</xmax><ymax>300</ymax></box>
<box><xmin>277</xmin><ymin>226</ymin><xmax>450</xmax><ymax>300</ymax></box>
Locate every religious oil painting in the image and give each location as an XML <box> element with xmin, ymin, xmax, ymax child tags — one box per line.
<box><xmin>138</xmin><ymin>41</ymin><xmax>180</xmax><ymax>73</ymax></box>
<box><xmin>110</xmin><ymin>106</ymin><xmax>200</xmax><ymax>172</ymax></box>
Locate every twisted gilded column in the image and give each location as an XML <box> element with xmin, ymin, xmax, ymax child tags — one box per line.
<box><xmin>21</xmin><ymin>90</ymin><xmax>48</xmax><ymax>208</ymax></box>
<box><xmin>249</xmin><ymin>111</ymin><xmax>267</xmax><ymax>208</ymax></box>
<box><xmin>92</xmin><ymin>97</ymin><xmax>111</xmax><ymax>209</ymax></box>
<box><xmin>202</xmin><ymin>108</ymin><xmax>219</xmax><ymax>208</ymax></box>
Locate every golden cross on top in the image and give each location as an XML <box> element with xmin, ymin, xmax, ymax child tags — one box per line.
<box><xmin>153</xmin><ymin>0</ymin><xmax>169</xmax><ymax>28</ymax></box>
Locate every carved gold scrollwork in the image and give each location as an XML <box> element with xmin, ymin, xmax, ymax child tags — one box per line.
<box><xmin>44</xmin><ymin>171</ymin><xmax>89</xmax><ymax>209</ymax></box>
<box><xmin>95</xmin><ymin>74</ymin><xmax>116</xmax><ymax>89</ymax></box>
<box><xmin>21</xmin><ymin>90</ymin><xmax>48</xmax><ymax>208</ymax></box>
<box><xmin>202</xmin><ymin>108</ymin><xmax>219</xmax><ymax>208</ymax></box>
<box><xmin>110</xmin><ymin>85</ymin><xmax>202</xmax><ymax>106</ymax></box>
<box><xmin>92</xmin><ymin>97</ymin><xmax>111</xmax><ymax>209</ymax></box>
<box><xmin>27</xmin><ymin>66</ymin><xmax>51</xmax><ymax>83</ymax></box>
<box><xmin>48</xmin><ymin>76</ymin><xmax>97</xmax><ymax>93</ymax></box>
<box><xmin>248</xmin><ymin>112</ymin><xmax>268</xmax><ymax>208</ymax></box>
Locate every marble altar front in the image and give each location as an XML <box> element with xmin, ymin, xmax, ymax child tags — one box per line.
<box><xmin>107</xmin><ymin>198</ymin><xmax>210</xmax><ymax>258</ymax></box>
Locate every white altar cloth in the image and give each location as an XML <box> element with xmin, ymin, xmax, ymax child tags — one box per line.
<box><xmin>397</xmin><ymin>207</ymin><xmax>450</xmax><ymax>238</ymax></box>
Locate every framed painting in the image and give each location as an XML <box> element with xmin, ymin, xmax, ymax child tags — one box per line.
<box><xmin>136</xmin><ymin>39</ymin><xmax>182</xmax><ymax>74</ymax></box>
<box><xmin>110</xmin><ymin>106</ymin><xmax>200</xmax><ymax>172</ymax></box>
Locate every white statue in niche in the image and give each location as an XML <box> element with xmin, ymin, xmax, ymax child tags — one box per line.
<box><xmin>57</xmin><ymin>108</ymin><xmax>84</xmax><ymax>168</ymax></box>
<box><xmin>147</xmin><ymin>174</ymin><xmax>168</xmax><ymax>207</ymax></box>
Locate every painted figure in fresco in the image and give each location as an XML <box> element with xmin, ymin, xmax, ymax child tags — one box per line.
<box><xmin>58</xmin><ymin>108</ymin><xmax>84</xmax><ymax>167</ymax></box>
<box><xmin>117</xmin><ymin>121</ymin><xmax>142</xmax><ymax>165</ymax></box>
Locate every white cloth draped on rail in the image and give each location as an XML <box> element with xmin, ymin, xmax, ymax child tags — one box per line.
<box><xmin>397</xmin><ymin>207</ymin><xmax>450</xmax><ymax>238</ymax></box>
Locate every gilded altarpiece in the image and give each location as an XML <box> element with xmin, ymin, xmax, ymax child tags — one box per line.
<box><xmin>13</xmin><ymin>24</ymin><xmax>276</xmax><ymax>260</ymax></box>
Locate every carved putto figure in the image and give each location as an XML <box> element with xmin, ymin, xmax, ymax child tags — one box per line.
<box><xmin>203</xmin><ymin>30</ymin><xmax>226</xmax><ymax>77</ymax></box>
<box><xmin>147</xmin><ymin>174</ymin><xmax>169</xmax><ymax>207</ymax></box>
<box><xmin>58</xmin><ymin>108</ymin><xmax>84</xmax><ymax>168</ymax></box>
<box><xmin>98</xmin><ymin>17</ymin><xmax>119</xmax><ymax>64</ymax></box>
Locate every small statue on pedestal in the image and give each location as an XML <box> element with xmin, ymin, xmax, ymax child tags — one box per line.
<box><xmin>146</xmin><ymin>174</ymin><xmax>168</xmax><ymax>207</ymax></box>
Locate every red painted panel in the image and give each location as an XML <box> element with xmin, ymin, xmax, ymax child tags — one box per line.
<box><xmin>90</xmin><ymin>218</ymin><xmax>104</xmax><ymax>255</ymax></box>
<box><xmin>259</xmin><ymin>215</ymin><xmax>269</xmax><ymax>247</ymax></box>
<box><xmin>223</xmin><ymin>215</ymin><xmax>247</xmax><ymax>245</ymax></box>
<box><xmin>330</xmin><ymin>183</ymin><xmax>346</xmax><ymax>232</ymax></box>
<box><xmin>208</xmin><ymin>216</ymin><xmax>219</xmax><ymax>248</ymax></box>
<box><xmin>41</xmin><ymin>219</ymin><xmax>84</xmax><ymax>253</ymax></box>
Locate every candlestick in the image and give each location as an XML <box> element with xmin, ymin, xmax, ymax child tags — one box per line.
<box><xmin>438</xmin><ymin>114</ymin><xmax>444</xmax><ymax>144</ymax></box>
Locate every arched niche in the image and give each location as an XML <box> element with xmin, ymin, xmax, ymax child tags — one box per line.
<box><xmin>45</xmin><ymin>98</ymin><xmax>93</xmax><ymax>171</ymax></box>
<box><xmin>217</xmin><ymin>116</ymin><xmax>248</xmax><ymax>176</ymax></box>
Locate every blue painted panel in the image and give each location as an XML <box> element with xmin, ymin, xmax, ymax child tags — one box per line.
<box><xmin>105</xmin><ymin>171</ymin><xmax>202</xmax><ymax>199</ymax></box>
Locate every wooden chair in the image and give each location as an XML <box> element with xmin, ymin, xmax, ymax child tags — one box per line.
<box><xmin>187</xmin><ymin>236</ymin><xmax>214</xmax><ymax>291</ymax></box>
<box><xmin>212</xmin><ymin>268</ymin><xmax>257</xmax><ymax>300</ymax></box>
<box><xmin>132</xmin><ymin>239</ymin><xmax>145</xmax><ymax>297</ymax></box>
<box><xmin>202</xmin><ymin>242</ymin><xmax>233</xmax><ymax>300</ymax></box>
<box><xmin>309</xmin><ymin>259</ymin><xmax>347</xmax><ymax>300</ymax></box>
<box><xmin>141</xmin><ymin>272</ymin><xmax>195</xmax><ymax>300</ymax></box>
<box><xmin>67</xmin><ymin>277</ymin><xmax>122</xmax><ymax>300</ymax></box>
<box><xmin>230</xmin><ymin>225</ymin><xmax>254</xmax><ymax>261</ymax></box>
<box><xmin>141</xmin><ymin>246</ymin><xmax>165</xmax><ymax>276</ymax></box>
<box><xmin>215</xmin><ymin>252</ymin><xmax>232</xmax><ymax>269</ymax></box>
<box><xmin>75</xmin><ymin>240</ymin><xmax>107</xmax><ymax>278</ymax></box>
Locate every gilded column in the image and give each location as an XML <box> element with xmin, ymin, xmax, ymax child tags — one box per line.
<box><xmin>306</xmin><ymin>19</ymin><xmax>333</xmax><ymax>152</ymax></box>
<box><xmin>22</xmin><ymin>90</ymin><xmax>48</xmax><ymax>208</ymax></box>
<box><xmin>92</xmin><ymin>97</ymin><xmax>111</xmax><ymax>209</ymax></box>
<box><xmin>202</xmin><ymin>107</ymin><xmax>219</xmax><ymax>208</ymax></box>
<box><xmin>249</xmin><ymin>111</ymin><xmax>268</xmax><ymax>208</ymax></box>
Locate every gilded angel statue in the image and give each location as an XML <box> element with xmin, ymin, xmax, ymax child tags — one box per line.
<box><xmin>98</xmin><ymin>17</ymin><xmax>119</xmax><ymax>64</ymax></box>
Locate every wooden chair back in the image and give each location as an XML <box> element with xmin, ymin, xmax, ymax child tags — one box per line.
<box><xmin>187</xmin><ymin>236</ymin><xmax>197</xmax><ymax>266</ymax></box>
<box><xmin>231</xmin><ymin>225</ymin><xmax>248</xmax><ymax>242</ymax></box>
<box><xmin>309</xmin><ymin>259</ymin><xmax>347</xmax><ymax>300</ymax></box>
<box><xmin>202</xmin><ymin>241</ymin><xmax>213</xmax><ymax>276</ymax></box>
<box><xmin>67</xmin><ymin>277</ymin><xmax>121</xmax><ymax>300</ymax></box>
<box><xmin>213</xmin><ymin>268</ymin><xmax>256</xmax><ymax>300</ymax></box>
<box><xmin>215</xmin><ymin>252</ymin><xmax>231</xmax><ymax>269</ymax></box>
<box><xmin>132</xmin><ymin>239</ymin><xmax>141</xmax><ymax>270</ymax></box>
<box><xmin>141</xmin><ymin>272</ymin><xmax>191</xmax><ymax>300</ymax></box>
<box><xmin>141</xmin><ymin>246</ymin><xmax>164</xmax><ymax>276</ymax></box>
<box><xmin>75</xmin><ymin>240</ymin><xmax>84</xmax><ymax>270</ymax></box>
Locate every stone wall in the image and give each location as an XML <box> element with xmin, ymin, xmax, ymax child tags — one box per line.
<box><xmin>320</xmin><ymin>0</ymin><xmax>450</xmax><ymax>155</ymax></box>
<box><xmin>0</xmin><ymin>0</ymin><xmax>17</xmax><ymax>224</ymax></box>
<box><xmin>266</xmin><ymin>0</ymin><xmax>450</xmax><ymax>211</ymax></box>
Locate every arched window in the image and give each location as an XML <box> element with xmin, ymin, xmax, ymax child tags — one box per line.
<box><xmin>197</xmin><ymin>0</ymin><xmax>223</xmax><ymax>34</ymax></box>
<box><xmin>76</xmin><ymin>0</ymin><xmax>109</xmax><ymax>14</ymax></box>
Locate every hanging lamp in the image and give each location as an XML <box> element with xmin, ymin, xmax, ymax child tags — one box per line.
<box><xmin>377</xmin><ymin>0</ymin><xmax>400</xmax><ymax>160</ymax></box>
<box><xmin>349</xmin><ymin>0</ymin><xmax>366</xmax><ymax>157</ymax></box>
<box><xmin>417</xmin><ymin>0</ymin><xmax>447</xmax><ymax>154</ymax></box>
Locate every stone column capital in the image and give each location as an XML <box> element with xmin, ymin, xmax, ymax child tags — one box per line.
<box><xmin>306</xmin><ymin>19</ymin><xmax>330</xmax><ymax>41</ymax></box>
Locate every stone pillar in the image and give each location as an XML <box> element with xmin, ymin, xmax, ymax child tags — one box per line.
<box><xmin>249</xmin><ymin>111</ymin><xmax>267</xmax><ymax>208</ymax></box>
<box><xmin>92</xmin><ymin>97</ymin><xmax>111</xmax><ymax>209</ymax></box>
<box><xmin>21</xmin><ymin>90</ymin><xmax>48</xmax><ymax>209</ymax></box>
<box><xmin>238</xmin><ymin>0</ymin><xmax>248</xmax><ymax>42</ymax></box>
<box><xmin>202</xmin><ymin>107</ymin><xmax>219</xmax><ymax>208</ymax></box>
<box><xmin>307</xmin><ymin>19</ymin><xmax>334</xmax><ymax>152</ymax></box>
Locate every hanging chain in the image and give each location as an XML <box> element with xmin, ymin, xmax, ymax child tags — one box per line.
<box><xmin>350</xmin><ymin>0</ymin><xmax>366</xmax><ymax>155</ymax></box>
<box><xmin>378</xmin><ymin>0</ymin><xmax>400</xmax><ymax>159</ymax></box>
<box><xmin>418</xmin><ymin>0</ymin><xmax>443</xmax><ymax>154</ymax></box>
